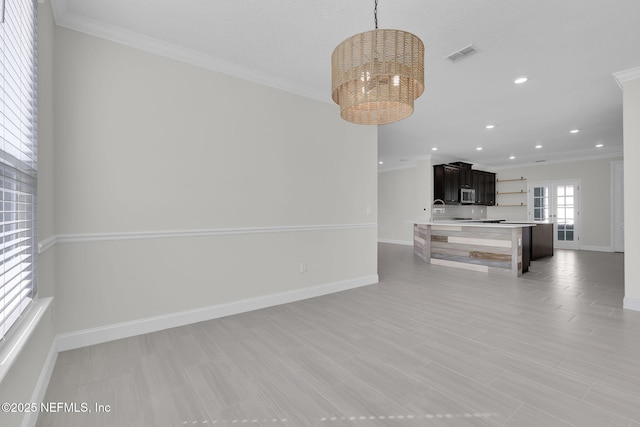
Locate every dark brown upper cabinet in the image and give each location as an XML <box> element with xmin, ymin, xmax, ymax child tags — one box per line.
<box><xmin>433</xmin><ymin>164</ymin><xmax>460</xmax><ymax>204</ymax></box>
<box><xmin>434</xmin><ymin>163</ymin><xmax>495</xmax><ymax>206</ymax></box>
<box><xmin>452</xmin><ymin>162</ymin><xmax>473</xmax><ymax>188</ymax></box>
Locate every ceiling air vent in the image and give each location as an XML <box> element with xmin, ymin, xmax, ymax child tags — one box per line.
<box><xmin>445</xmin><ymin>45</ymin><xmax>477</xmax><ymax>62</ymax></box>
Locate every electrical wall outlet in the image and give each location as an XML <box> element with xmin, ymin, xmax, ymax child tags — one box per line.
<box><xmin>300</xmin><ymin>262</ymin><xmax>307</xmax><ymax>273</ymax></box>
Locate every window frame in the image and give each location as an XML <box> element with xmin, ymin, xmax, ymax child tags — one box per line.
<box><xmin>0</xmin><ymin>0</ymin><xmax>38</xmax><ymax>346</ymax></box>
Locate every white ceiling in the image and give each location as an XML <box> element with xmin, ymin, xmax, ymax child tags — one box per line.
<box><xmin>50</xmin><ymin>0</ymin><xmax>640</xmax><ymax>171</ymax></box>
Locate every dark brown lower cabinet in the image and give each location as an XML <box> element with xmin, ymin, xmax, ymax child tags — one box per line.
<box><xmin>532</xmin><ymin>223</ymin><xmax>554</xmax><ymax>260</ymax></box>
<box><xmin>522</xmin><ymin>223</ymin><xmax>554</xmax><ymax>273</ymax></box>
<box><xmin>522</xmin><ymin>226</ymin><xmax>531</xmax><ymax>273</ymax></box>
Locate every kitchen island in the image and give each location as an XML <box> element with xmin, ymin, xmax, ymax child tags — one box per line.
<box><xmin>414</xmin><ymin>221</ymin><xmax>535</xmax><ymax>277</ymax></box>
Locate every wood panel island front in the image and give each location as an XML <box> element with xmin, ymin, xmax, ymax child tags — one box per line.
<box><xmin>414</xmin><ymin>222</ymin><xmax>535</xmax><ymax>277</ymax></box>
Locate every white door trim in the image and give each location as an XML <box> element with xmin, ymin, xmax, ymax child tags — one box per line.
<box><xmin>527</xmin><ymin>179</ymin><xmax>581</xmax><ymax>250</ymax></box>
<box><xmin>611</xmin><ymin>160</ymin><xmax>624</xmax><ymax>252</ymax></box>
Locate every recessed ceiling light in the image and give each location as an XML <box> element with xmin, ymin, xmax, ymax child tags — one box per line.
<box><xmin>570</xmin><ymin>129</ymin><xmax>580</xmax><ymax>134</ymax></box>
<box><xmin>378</xmin><ymin>161</ymin><xmax>384</xmax><ymax>164</ymax></box>
<box><xmin>509</xmin><ymin>156</ymin><xmax>516</xmax><ymax>160</ymax></box>
<box><xmin>431</xmin><ymin>147</ymin><xmax>438</xmax><ymax>151</ymax></box>
<box><xmin>595</xmin><ymin>143</ymin><xmax>604</xmax><ymax>148</ymax></box>
<box><xmin>476</xmin><ymin>147</ymin><xmax>483</xmax><ymax>151</ymax></box>
<box><xmin>535</xmin><ymin>144</ymin><xmax>543</xmax><ymax>149</ymax></box>
<box><xmin>486</xmin><ymin>125</ymin><xmax>495</xmax><ymax>129</ymax></box>
<box><xmin>514</xmin><ymin>76</ymin><xmax>528</xmax><ymax>84</ymax></box>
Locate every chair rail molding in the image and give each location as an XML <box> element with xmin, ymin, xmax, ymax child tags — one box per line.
<box><xmin>38</xmin><ymin>223</ymin><xmax>377</xmax><ymax>254</ymax></box>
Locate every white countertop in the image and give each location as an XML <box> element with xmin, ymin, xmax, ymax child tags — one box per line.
<box><xmin>414</xmin><ymin>220</ymin><xmax>535</xmax><ymax>228</ymax></box>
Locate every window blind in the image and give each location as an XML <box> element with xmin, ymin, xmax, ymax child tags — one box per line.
<box><xmin>0</xmin><ymin>0</ymin><xmax>38</xmax><ymax>342</ymax></box>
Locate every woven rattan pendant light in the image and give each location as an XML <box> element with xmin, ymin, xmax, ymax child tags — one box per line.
<box><xmin>331</xmin><ymin>0</ymin><xmax>424</xmax><ymax>125</ymax></box>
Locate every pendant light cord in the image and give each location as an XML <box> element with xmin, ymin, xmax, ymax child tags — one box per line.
<box><xmin>374</xmin><ymin>0</ymin><xmax>378</xmax><ymax>29</ymax></box>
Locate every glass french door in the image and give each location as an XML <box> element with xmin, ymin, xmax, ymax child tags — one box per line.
<box><xmin>528</xmin><ymin>180</ymin><xmax>580</xmax><ymax>249</ymax></box>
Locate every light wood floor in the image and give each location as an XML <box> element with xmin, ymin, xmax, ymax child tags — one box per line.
<box><xmin>37</xmin><ymin>244</ymin><xmax>640</xmax><ymax>426</ymax></box>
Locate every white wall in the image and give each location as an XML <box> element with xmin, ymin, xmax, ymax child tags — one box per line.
<box><xmin>378</xmin><ymin>159</ymin><xmax>432</xmax><ymax>244</ymax></box>
<box><xmin>623</xmin><ymin>76</ymin><xmax>640</xmax><ymax>308</ymax></box>
<box><xmin>0</xmin><ymin>1</ymin><xmax>57</xmax><ymax>425</ymax></box>
<box><xmin>50</xmin><ymin>27</ymin><xmax>378</xmax><ymax>334</ymax></box>
<box><xmin>2</xmin><ymin>6</ymin><xmax>379</xmax><ymax>422</ymax></box>
<box><xmin>490</xmin><ymin>157</ymin><xmax>622</xmax><ymax>251</ymax></box>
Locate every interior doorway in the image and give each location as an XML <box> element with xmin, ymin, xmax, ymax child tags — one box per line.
<box><xmin>612</xmin><ymin>160</ymin><xmax>624</xmax><ymax>252</ymax></box>
<box><xmin>527</xmin><ymin>180</ymin><xmax>581</xmax><ymax>250</ymax></box>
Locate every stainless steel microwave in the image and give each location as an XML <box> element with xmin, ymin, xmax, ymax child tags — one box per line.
<box><xmin>460</xmin><ymin>188</ymin><xmax>476</xmax><ymax>204</ymax></box>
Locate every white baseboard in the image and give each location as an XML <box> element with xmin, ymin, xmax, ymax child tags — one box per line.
<box><xmin>580</xmin><ymin>245</ymin><xmax>613</xmax><ymax>252</ymax></box>
<box><xmin>23</xmin><ymin>342</ymin><xmax>58</xmax><ymax>427</ymax></box>
<box><xmin>57</xmin><ymin>274</ymin><xmax>379</xmax><ymax>351</ymax></box>
<box><xmin>21</xmin><ymin>275</ymin><xmax>378</xmax><ymax>426</ymax></box>
<box><xmin>378</xmin><ymin>238</ymin><xmax>413</xmax><ymax>246</ymax></box>
<box><xmin>623</xmin><ymin>297</ymin><xmax>640</xmax><ymax>312</ymax></box>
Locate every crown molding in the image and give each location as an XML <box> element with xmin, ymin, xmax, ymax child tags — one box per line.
<box><xmin>49</xmin><ymin>0</ymin><xmax>329</xmax><ymax>104</ymax></box>
<box><xmin>613</xmin><ymin>66</ymin><xmax>640</xmax><ymax>90</ymax></box>
<box><xmin>493</xmin><ymin>151</ymin><xmax>623</xmax><ymax>171</ymax></box>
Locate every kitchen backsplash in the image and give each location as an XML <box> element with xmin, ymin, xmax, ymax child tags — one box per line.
<box><xmin>432</xmin><ymin>204</ymin><xmax>488</xmax><ymax>221</ymax></box>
